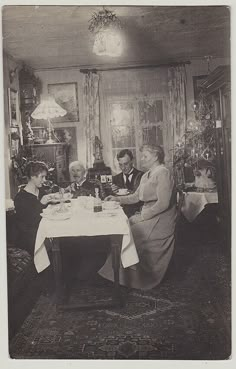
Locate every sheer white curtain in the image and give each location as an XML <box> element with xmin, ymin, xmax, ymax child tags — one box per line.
<box><xmin>99</xmin><ymin>69</ymin><xmax>170</xmax><ymax>172</ymax></box>
<box><xmin>168</xmin><ymin>65</ymin><xmax>187</xmax><ymax>149</ymax></box>
<box><xmin>168</xmin><ymin>65</ymin><xmax>187</xmax><ymax>182</ymax></box>
<box><xmin>82</xmin><ymin>72</ymin><xmax>100</xmax><ymax>168</ymax></box>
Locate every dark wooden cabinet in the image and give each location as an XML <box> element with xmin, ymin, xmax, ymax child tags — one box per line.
<box><xmin>202</xmin><ymin>66</ymin><xmax>231</xmax><ymax>249</ymax></box>
<box><xmin>27</xmin><ymin>143</ymin><xmax>69</xmax><ymax>184</ymax></box>
<box><xmin>19</xmin><ymin>66</ymin><xmax>41</xmax><ymax>144</ymax></box>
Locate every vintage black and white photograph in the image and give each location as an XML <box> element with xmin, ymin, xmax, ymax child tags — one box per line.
<box><xmin>1</xmin><ymin>3</ymin><xmax>232</xmax><ymax>364</ymax></box>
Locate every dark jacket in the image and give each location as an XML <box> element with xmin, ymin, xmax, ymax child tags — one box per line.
<box><xmin>113</xmin><ymin>168</ymin><xmax>144</xmax><ymax>218</ymax></box>
<box><xmin>71</xmin><ymin>179</ymin><xmax>105</xmax><ymax>199</ymax></box>
<box><xmin>113</xmin><ymin>167</ymin><xmax>143</xmax><ymax>192</ymax></box>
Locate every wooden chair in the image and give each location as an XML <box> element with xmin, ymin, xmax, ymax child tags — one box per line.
<box><xmin>165</xmin><ymin>187</ymin><xmax>185</xmax><ymax>280</ymax></box>
<box><xmin>176</xmin><ymin>188</ymin><xmax>185</xmax><ymax>227</ymax></box>
<box><xmin>172</xmin><ymin>188</ymin><xmax>186</xmax><ymax>273</ymax></box>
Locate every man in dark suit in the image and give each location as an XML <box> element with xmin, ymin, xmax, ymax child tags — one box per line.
<box><xmin>112</xmin><ymin>149</ymin><xmax>143</xmax><ymax>218</ymax></box>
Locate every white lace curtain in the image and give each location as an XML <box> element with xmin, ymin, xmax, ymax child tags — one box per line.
<box><xmin>168</xmin><ymin>65</ymin><xmax>187</xmax><ymax>182</ymax></box>
<box><xmin>168</xmin><ymin>65</ymin><xmax>187</xmax><ymax>150</ymax></box>
<box><xmin>82</xmin><ymin>72</ymin><xmax>100</xmax><ymax>168</ymax></box>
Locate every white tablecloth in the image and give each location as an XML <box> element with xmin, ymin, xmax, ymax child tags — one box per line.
<box><xmin>34</xmin><ymin>204</ymin><xmax>139</xmax><ymax>273</ymax></box>
<box><xmin>181</xmin><ymin>191</ymin><xmax>218</xmax><ymax>222</ymax></box>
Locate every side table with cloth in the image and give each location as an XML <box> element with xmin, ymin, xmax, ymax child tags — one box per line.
<box><xmin>34</xmin><ymin>202</ymin><xmax>139</xmax><ymax>309</ymax></box>
<box><xmin>181</xmin><ymin>191</ymin><xmax>218</xmax><ymax>223</ymax></box>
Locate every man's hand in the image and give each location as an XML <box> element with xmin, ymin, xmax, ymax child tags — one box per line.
<box><xmin>111</xmin><ymin>184</ymin><xmax>119</xmax><ymax>193</ymax></box>
<box><xmin>104</xmin><ymin>195</ymin><xmax>120</xmax><ymax>202</ymax></box>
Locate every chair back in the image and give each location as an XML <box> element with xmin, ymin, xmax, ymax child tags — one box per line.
<box><xmin>176</xmin><ymin>188</ymin><xmax>185</xmax><ymax>225</ymax></box>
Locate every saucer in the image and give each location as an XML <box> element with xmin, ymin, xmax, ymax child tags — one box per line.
<box><xmin>117</xmin><ymin>189</ymin><xmax>129</xmax><ymax>196</ymax></box>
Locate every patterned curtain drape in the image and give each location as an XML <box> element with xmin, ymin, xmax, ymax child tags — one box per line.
<box><xmin>83</xmin><ymin>72</ymin><xmax>100</xmax><ymax>168</ymax></box>
<box><xmin>168</xmin><ymin>65</ymin><xmax>187</xmax><ymax>152</ymax></box>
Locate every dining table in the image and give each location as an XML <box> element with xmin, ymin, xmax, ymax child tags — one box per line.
<box><xmin>34</xmin><ymin>198</ymin><xmax>139</xmax><ymax>310</ymax></box>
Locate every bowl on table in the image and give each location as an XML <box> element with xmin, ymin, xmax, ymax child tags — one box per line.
<box><xmin>48</xmin><ymin>192</ymin><xmax>72</xmax><ymax>203</ymax></box>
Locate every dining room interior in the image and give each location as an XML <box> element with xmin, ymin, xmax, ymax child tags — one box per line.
<box><xmin>1</xmin><ymin>4</ymin><xmax>231</xmax><ymax>361</ymax></box>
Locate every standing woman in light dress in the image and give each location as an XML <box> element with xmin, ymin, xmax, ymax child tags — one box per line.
<box><xmin>99</xmin><ymin>144</ymin><xmax>177</xmax><ymax>290</ymax></box>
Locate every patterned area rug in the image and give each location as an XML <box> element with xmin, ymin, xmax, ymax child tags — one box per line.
<box><xmin>9</xmin><ymin>240</ymin><xmax>231</xmax><ymax>360</ymax></box>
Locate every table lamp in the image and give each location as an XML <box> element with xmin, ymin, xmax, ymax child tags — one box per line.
<box><xmin>31</xmin><ymin>96</ymin><xmax>67</xmax><ymax>144</ymax></box>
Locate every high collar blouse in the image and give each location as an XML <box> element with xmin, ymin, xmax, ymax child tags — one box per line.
<box><xmin>119</xmin><ymin>164</ymin><xmax>175</xmax><ymax>221</ymax></box>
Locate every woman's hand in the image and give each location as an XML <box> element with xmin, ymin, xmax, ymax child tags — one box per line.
<box><xmin>40</xmin><ymin>194</ymin><xmax>54</xmax><ymax>205</ymax></box>
<box><xmin>104</xmin><ymin>195</ymin><xmax>120</xmax><ymax>202</ymax></box>
<box><xmin>129</xmin><ymin>213</ymin><xmax>143</xmax><ymax>225</ymax></box>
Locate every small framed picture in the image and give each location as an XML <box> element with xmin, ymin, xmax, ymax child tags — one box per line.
<box><xmin>53</xmin><ymin>126</ymin><xmax>78</xmax><ymax>163</ymax></box>
<box><xmin>8</xmin><ymin>88</ymin><xmax>19</xmax><ymax>127</ymax></box>
<box><xmin>48</xmin><ymin>82</ymin><xmax>79</xmax><ymax>122</ymax></box>
<box><xmin>8</xmin><ymin>88</ymin><xmax>23</xmax><ymax>156</ymax></box>
<box><xmin>106</xmin><ymin>175</ymin><xmax>113</xmax><ymax>183</ymax></box>
<box><xmin>192</xmin><ymin>75</ymin><xmax>207</xmax><ymax>101</ymax></box>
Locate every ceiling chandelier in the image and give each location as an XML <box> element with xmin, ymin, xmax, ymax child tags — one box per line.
<box><xmin>89</xmin><ymin>8</ymin><xmax>122</xmax><ymax>57</ymax></box>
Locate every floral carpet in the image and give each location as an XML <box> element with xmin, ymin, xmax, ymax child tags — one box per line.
<box><xmin>9</xmin><ymin>238</ymin><xmax>231</xmax><ymax>360</ymax></box>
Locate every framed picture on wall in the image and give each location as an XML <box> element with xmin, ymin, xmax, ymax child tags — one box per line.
<box><xmin>8</xmin><ymin>88</ymin><xmax>19</xmax><ymax>127</ymax></box>
<box><xmin>8</xmin><ymin>88</ymin><xmax>23</xmax><ymax>156</ymax></box>
<box><xmin>192</xmin><ymin>75</ymin><xmax>207</xmax><ymax>101</ymax></box>
<box><xmin>53</xmin><ymin>126</ymin><xmax>78</xmax><ymax>164</ymax></box>
<box><xmin>48</xmin><ymin>82</ymin><xmax>79</xmax><ymax>122</ymax></box>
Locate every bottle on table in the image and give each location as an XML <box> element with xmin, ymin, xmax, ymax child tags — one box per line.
<box><xmin>94</xmin><ymin>187</ymin><xmax>102</xmax><ymax>212</ymax></box>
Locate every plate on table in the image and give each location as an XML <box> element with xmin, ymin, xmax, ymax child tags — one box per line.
<box><xmin>96</xmin><ymin>211</ymin><xmax>118</xmax><ymax>217</ymax></box>
<box><xmin>41</xmin><ymin>211</ymin><xmax>72</xmax><ymax>220</ymax></box>
<box><xmin>41</xmin><ymin>204</ymin><xmax>72</xmax><ymax>220</ymax></box>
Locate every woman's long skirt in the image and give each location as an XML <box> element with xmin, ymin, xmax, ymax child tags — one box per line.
<box><xmin>99</xmin><ymin>206</ymin><xmax>176</xmax><ymax>290</ymax></box>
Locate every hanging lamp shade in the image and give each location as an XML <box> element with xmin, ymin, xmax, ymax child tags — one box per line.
<box><xmin>93</xmin><ymin>28</ymin><xmax>122</xmax><ymax>57</ymax></box>
<box><xmin>89</xmin><ymin>8</ymin><xmax>123</xmax><ymax>57</ymax></box>
<box><xmin>31</xmin><ymin>96</ymin><xmax>67</xmax><ymax>120</ymax></box>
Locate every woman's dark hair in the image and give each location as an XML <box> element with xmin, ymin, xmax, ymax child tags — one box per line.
<box><xmin>117</xmin><ymin>149</ymin><xmax>133</xmax><ymax>161</ymax></box>
<box><xmin>140</xmin><ymin>144</ymin><xmax>165</xmax><ymax>164</ymax></box>
<box><xmin>25</xmin><ymin>161</ymin><xmax>48</xmax><ymax>179</ymax></box>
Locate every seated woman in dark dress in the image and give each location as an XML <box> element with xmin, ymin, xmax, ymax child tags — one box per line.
<box><xmin>14</xmin><ymin>161</ymin><xmax>53</xmax><ymax>257</ymax></box>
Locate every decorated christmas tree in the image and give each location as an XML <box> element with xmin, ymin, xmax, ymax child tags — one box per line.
<box><xmin>173</xmin><ymin>90</ymin><xmax>216</xmax><ymax>188</ymax></box>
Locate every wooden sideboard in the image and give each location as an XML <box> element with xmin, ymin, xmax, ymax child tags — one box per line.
<box><xmin>27</xmin><ymin>143</ymin><xmax>69</xmax><ymax>184</ymax></box>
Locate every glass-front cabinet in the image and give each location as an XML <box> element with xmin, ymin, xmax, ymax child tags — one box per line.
<box><xmin>202</xmin><ymin>65</ymin><xmax>231</xmax><ymax>251</ymax></box>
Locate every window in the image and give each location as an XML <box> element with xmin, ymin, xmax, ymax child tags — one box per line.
<box><xmin>108</xmin><ymin>97</ymin><xmax>166</xmax><ymax>171</ymax></box>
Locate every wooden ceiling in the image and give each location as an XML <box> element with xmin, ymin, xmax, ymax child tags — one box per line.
<box><xmin>2</xmin><ymin>5</ymin><xmax>230</xmax><ymax>70</ymax></box>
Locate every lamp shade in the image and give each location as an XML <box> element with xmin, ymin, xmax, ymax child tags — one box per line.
<box><xmin>31</xmin><ymin>96</ymin><xmax>67</xmax><ymax>120</ymax></box>
<box><xmin>93</xmin><ymin>29</ymin><xmax>122</xmax><ymax>57</ymax></box>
